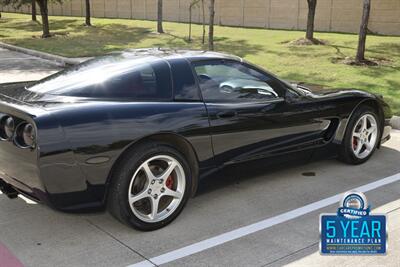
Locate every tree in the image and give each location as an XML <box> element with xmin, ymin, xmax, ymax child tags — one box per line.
<box><xmin>84</xmin><ymin>0</ymin><xmax>91</xmax><ymax>26</ymax></box>
<box><xmin>188</xmin><ymin>0</ymin><xmax>206</xmax><ymax>44</ymax></box>
<box><xmin>201</xmin><ymin>0</ymin><xmax>205</xmax><ymax>44</ymax></box>
<box><xmin>356</xmin><ymin>0</ymin><xmax>371</xmax><ymax>62</ymax></box>
<box><xmin>0</xmin><ymin>0</ymin><xmax>58</xmax><ymax>38</ymax></box>
<box><xmin>306</xmin><ymin>0</ymin><xmax>317</xmax><ymax>41</ymax></box>
<box><xmin>188</xmin><ymin>0</ymin><xmax>200</xmax><ymax>42</ymax></box>
<box><xmin>208</xmin><ymin>0</ymin><xmax>215</xmax><ymax>50</ymax></box>
<box><xmin>31</xmin><ymin>0</ymin><xmax>36</xmax><ymax>21</ymax></box>
<box><xmin>157</xmin><ymin>0</ymin><xmax>164</xmax><ymax>33</ymax></box>
<box><xmin>36</xmin><ymin>0</ymin><xmax>50</xmax><ymax>37</ymax></box>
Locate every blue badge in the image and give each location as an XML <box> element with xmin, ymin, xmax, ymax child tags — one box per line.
<box><xmin>320</xmin><ymin>191</ymin><xmax>387</xmax><ymax>255</ymax></box>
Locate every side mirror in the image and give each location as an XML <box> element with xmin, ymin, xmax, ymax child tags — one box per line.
<box><xmin>284</xmin><ymin>91</ymin><xmax>299</xmax><ymax>104</ymax></box>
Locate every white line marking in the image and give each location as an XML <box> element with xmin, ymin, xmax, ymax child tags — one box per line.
<box><xmin>129</xmin><ymin>172</ymin><xmax>400</xmax><ymax>267</ymax></box>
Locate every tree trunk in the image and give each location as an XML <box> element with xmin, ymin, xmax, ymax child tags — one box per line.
<box><xmin>202</xmin><ymin>0</ymin><xmax>205</xmax><ymax>44</ymax></box>
<box><xmin>157</xmin><ymin>0</ymin><xmax>164</xmax><ymax>33</ymax></box>
<box><xmin>208</xmin><ymin>0</ymin><xmax>215</xmax><ymax>51</ymax></box>
<box><xmin>85</xmin><ymin>0</ymin><xmax>91</xmax><ymax>26</ymax></box>
<box><xmin>32</xmin><ymin>0</ymin><xmax>37</xmax><ymax>21</ymax></box>
<box><xmin>306</xmin><ymin>0</ymin><xmax>317</xmax><ymax>40</ymax></box>
<box><xmin>36</xmin><ymin>0</ymin><xmax>50</xmax><ymax>38</ymax></box>
<box><xmin>188</xmin><ymin>6</ymin><xmax>192</xmax><ymax>42</ymax></box>
<box><xmin>356</xmin><ymin>0</ymin><xmax>371</xmax><ymax>62</ymax></box>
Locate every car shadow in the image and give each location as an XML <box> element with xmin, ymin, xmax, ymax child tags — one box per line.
<box><xmin>0</xmin><ymin>141</ymin><xmax>399</xmax><ymax>266</ymax></box>
<box><xmin>197</xmin><ymin>144</ymin><xmax>400</xmax><ymax>196</ymax></box>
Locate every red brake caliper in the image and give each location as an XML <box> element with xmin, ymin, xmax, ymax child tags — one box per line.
<box><xmin>353</xmin><ymin>137</ymin><xmax>358</xmax><ymax>150</ymax></box>
<box><xmin>165</xmin><ymin>175</ymin><xmax>174</xmax><ymax>189</ymax></box>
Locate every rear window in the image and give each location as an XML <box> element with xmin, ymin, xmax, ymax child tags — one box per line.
<box><xmin>27</xmin><ymin>57</ymin><xmax>172</xmax><ymax>100</ymax></box>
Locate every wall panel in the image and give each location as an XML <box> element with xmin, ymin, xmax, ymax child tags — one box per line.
<box><xmin>1</xmin><ymin>0</ymin><xmax>399</xmax><ymax>35</ymax></box>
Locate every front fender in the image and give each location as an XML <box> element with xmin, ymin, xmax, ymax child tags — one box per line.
<box><xmin>332</xmin><ymin>95</ymin><xmax>391</xmax><ymax>145</ymax></box>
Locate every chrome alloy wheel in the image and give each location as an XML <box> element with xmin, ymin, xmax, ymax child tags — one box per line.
<box><xmin>351</xmin><ymin>114</ymin><xmax>378</xmax><ymax>159</ymax></box>
<box><xmin>128</xmin><ymin>155</ymin><xmax>186</xmax><ymax>223</ymax></box>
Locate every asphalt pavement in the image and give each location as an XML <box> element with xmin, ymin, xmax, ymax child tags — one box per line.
<box><xmin>0</xmin><ymin>48</ymin><xmax>400</xmax><ymax>267</ymax></box>
<box><xmin>0</xmin><ymin>47</ymin><xmax>61</xmax><ymax>83</ymax></box>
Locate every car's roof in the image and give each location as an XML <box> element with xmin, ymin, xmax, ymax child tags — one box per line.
<box><xmin>27</xmin><ymin>48</ymin><xmax>244</xmax><ymax>97</ymax></box>
<box><xmin>110</xmin><ymin>48</ymin><xmax>243</xmax><ymax>63</ymax></box>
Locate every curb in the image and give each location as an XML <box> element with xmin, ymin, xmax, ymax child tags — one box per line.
<box><xmin>0</xmin><ymin>42</ymin><xmax>88</xmax><ymax>66</ymax></box>
<box><xmin>391</xmin><ymin>116</ymin><xmax>400</xmax><ymax>130</ymax></box>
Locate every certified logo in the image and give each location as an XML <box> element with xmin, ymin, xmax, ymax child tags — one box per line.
<box><xmin>338</xmin><ymin>191</ymin><xmax>370</xmax><ymax>219</ymax></box>
<box><xmin>320</xmin><ymin>191</ymin><xmax>387</xmax><ymax>255</ymax></box>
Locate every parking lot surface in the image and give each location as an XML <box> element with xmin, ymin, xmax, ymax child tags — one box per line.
<box><xmin>0</xmin><ymin>47</ymin><xmax>61</xmax><ymax>83</ymax></box>
<box><xmin>1</xmin><ymin>48</ymin><xmax>400</xmax><ymax>267</ymax></box>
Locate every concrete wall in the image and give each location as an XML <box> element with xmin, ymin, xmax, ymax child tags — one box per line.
<box><xmin>2</xmin><ymin>0</ymin><xmax>400</xmax><ymax>35</ymax></box>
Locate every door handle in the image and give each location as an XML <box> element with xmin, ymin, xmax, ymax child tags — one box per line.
<box><xmin>216</xmin><ymin>111</ymin><xmax>237</xmax><ymax>118</ymax></box>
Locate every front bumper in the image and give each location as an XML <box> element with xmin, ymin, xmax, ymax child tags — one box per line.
<box><xmin>380</xmin><ymin>119</ymin><xmax>392</xmax><ymax>145</ymax></box>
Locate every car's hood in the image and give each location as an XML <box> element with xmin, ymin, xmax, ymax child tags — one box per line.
<box><xmin>291</xmin><ymin>81</ymin><xmax>376</xmax><ymax>98</ymax></box>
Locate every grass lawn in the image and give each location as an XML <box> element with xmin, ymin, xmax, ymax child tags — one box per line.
<box><xmin>0</xmin><ymin>12</ymin><xmax>399</xmax><ymax>115</ymax></box>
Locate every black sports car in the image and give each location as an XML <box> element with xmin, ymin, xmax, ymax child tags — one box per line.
<box><xmin>0</xmin><ymin>49</ymin><xmax>392</xmax><ymax>230</ymax></box>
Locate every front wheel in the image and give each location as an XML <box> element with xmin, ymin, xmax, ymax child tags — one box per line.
<box><xmin>108</xmin><ymin>142</ymin><xmax>192</xmax><ymax>231</ymax></box>
<box><xmin>338</xmin><ymin>106</ymin><xmax>381</xmax><ymax>164</ymax></box>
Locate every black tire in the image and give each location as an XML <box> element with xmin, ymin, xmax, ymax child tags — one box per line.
<box><xmin>107</xmin><ymin>142</ymin><xmax>192</xmax><ymax>231</ymax></box>
<box><xmin>338</xmin><ymin>105</ymin><xmax>381</xmax><ymax>165</ymax></box>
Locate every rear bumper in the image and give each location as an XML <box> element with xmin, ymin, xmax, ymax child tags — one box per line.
<box><xmin>0</xmin><ymin>146</ymin><xmax>47</xmax><ymax>205</ymax></box>
<box><xmin>0</xmin><ymin>170</ymin><xmax>50</xmax><ymax>205</ymax></box>
<box><xmin>0</xmin><ymin>142</ymin><xmax>105</xmax><ymax>211</ymax></box>
<box><xmin>0</xmin><ymin>179</ymin><xmax>18</xmax><ymax>199</ymax></box>
<box><xmin>0</xmin><ymin>177</ymin><xmax>46</xmax><ymax>203</ymax></box>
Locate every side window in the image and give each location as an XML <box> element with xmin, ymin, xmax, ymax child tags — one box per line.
<box><xmin>169</xmin><ymin>59</ymin><xmax>200</xmax><ymax>101</ymax></box>
<box><xmin>53</xmin><ymin>61</ymin><xmax>172</xmax><ymax>100</ymax></box>
<box><xmin>194</xmin><ymin>60</ymin><xmax>283</xmax><ymax>103</ymax></box>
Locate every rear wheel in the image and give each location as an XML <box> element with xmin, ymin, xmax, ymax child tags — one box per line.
<box><xmin>338</xmin><ymin>106</ymin><xmax>380</xmax><ymax>164</ymax></box>
<box><xmin>108</xmin><ymin>142</ymin><xmax>192</xmax><ymax>231</ymax></box>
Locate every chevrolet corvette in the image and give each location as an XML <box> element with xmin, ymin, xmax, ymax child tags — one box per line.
<box><xmin>0</xmin><ymin>49</ymin><xmax>392</xmax><ymax>230</ymax></box>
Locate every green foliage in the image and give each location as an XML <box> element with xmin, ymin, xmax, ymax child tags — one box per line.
<box><xmin>0</xmin><ymin>0</ymin><xmax>65</xmax><ymax>8</ymax></box>
<box><xmin>0</xmin><ymin>0</ymin><xmax>63</xmax><ymax>9</ymax></box>
<box><xmin>0</xmin><ymin>0</ymin><xmax>31</xmax><ymax>9</ymax></box>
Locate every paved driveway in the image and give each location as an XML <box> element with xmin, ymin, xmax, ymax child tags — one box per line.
<box><xmin>1</xmin><ymin>133</ymin><xmax>399</xmax><ymax>267</ymax></box>
<box><xmin>0</xmin><ymin>48</ymin><xmax>61</xmax><ymax>83</ymax></box>
<box><xmin>0</xmin><ymin>48</ymin><xmax>400</xmax><ymax>267</ymax></box>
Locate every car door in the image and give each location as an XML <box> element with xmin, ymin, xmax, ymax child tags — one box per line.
<box><xmin>192</xmin><ymin>59</ymin><xmax>330</xmax><ymax>165</ymax></box>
